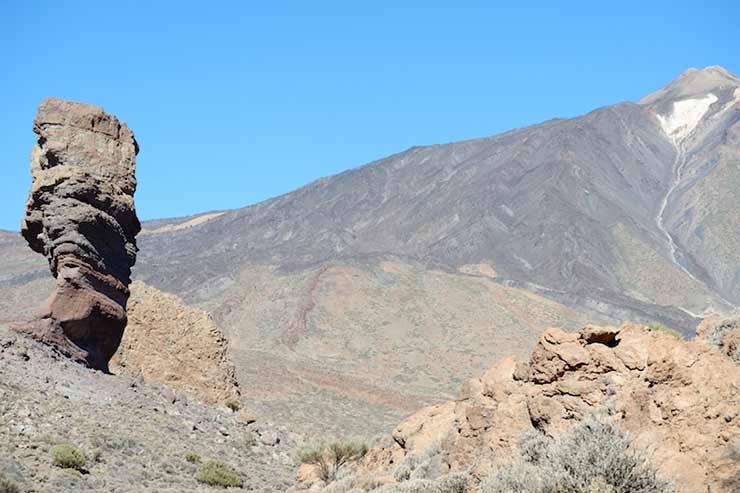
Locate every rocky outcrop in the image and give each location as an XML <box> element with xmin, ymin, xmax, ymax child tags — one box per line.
<box><xmin>17</xmin><ymin>97</ymin><xmax>140</xmax><ymax>371</ymax></box>
<box><xmin>110</xmin><ymin>281</ymin><xmax>240</xmax><ymax>404</ymax></box>
<box><xmin>348</xmin><ymin>323</ymin><xmax>739</xmax><ymax>492</ymax></box>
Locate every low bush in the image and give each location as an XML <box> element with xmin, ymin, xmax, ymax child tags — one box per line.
<box><xmin>647</xmin><ymin>323</ymin><xmax>683</xmax><ymax>339</ymax></box>
<box><xmin>393</xmin><ymin>464</ymin><xmax>411</xmax><ymax>482</ymax></box>
<box><xmin>0</xmin><ymin>474</ymin><xmax>21</xmax><ymax>493</ymax></box>
<box><xmin>195</xmin><ymin>460</ymin><xmax>243</xmax><ymax>488</ymax></box>
<box><xmin>390</xmin><ymin>441</ymin><xmax>443</xmax><ymax>482</ymax></box>
<box><xmin>90</xmin><ymin>448</ymin><xmax>102</xmax><ymax>463</ymax></box>
<box><xmin>375</xmin><ymin>473</ymin><xmax>470</xmax><ymax>492</ymax></box>
<box><xmin>50</xmin><ymin>444</ymin><xmax>86</xmax><ymax>471</ymax></box>
<box><xmin>481</xmin><ymin>415</ymin><xmax>674</xmax><ymax>493</ymax></box>
<box><xmin>297</xmin><ymin>439</ymin><xmax>368</xmax><ymax>483</ymax></box>
<box><xmin>224</xmin><ymin>396</ymin><xmax>241</xmax><ymax>412</ymax></box>
<box><xmin>184</xmin><ymin>452</ymin><xmax>201</xmax><ymax>464</ymax></box>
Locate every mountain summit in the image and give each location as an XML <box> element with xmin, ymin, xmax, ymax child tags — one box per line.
<box><xmin>640</xmin><ymin>65</ymin><xmax>740</xmax><ymax>105</ymax></box>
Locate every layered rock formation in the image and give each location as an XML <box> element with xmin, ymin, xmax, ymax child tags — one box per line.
<box><xmin>111</xmin><ymin>281</ymin><xmax>240</xmax><ymax>405</ymax></box>
<box><xmin>17</xmin><ymin>97</ymin><xmax>140</xmax><ymax>370</ymax></box>
<box><xmin>320</xmin><ymin>323</ymin><xmax>739</xmax><ymax>492</ymax></box>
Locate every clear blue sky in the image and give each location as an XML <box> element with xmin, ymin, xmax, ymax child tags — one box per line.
<box><xmin>1</xmin><ymin>1</ymin><xmax>737</xmax><ymax>231</ymax></box>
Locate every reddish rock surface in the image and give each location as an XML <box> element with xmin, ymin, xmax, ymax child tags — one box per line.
<box><xmin>16</xmin><ymin>97</ymin><xmax>140</xmax><ymax>370</ymax></box>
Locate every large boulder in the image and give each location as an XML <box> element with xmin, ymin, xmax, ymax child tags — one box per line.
<box><xmin>350</xmin><ymin>323</ymin><xmax>740</xmax><ymax>492</ymax></box>
<box><xmin>16</xmin><ymin>97</ymin><xmax>140</xmax><ymax>371</ymax></box>
<box><xmin>110</xmin><ymin>281</ymin><xmax>241</xmax><ymax>405</ymax></box>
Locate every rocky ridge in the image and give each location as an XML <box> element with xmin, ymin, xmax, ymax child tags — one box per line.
<box><xmin>300</xmin><ymin>321</ymin><xmax>740</xmax><ymax>492</ymax></box>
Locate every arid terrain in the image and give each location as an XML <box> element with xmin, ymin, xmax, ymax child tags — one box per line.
<box><xmin>292</xmin><ymin>319</ymin><xmax>740</xmax><ymax>492</ymax></box>
<box><xmin>0</xmin><ymin>324</ymin><xmax>297</xmax><ymax>492</ymax></box>
<box><xmin>3</xmin><ymin>0</ymin><xmax>740</xmax><ymax>488</ymax></box>
<box><xmin>2</xmin><ymin>67</ymin><xmax>739</xmax><ymax>440</ymax></box>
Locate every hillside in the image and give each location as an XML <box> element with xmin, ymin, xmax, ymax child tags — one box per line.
<box><xmin>0</xmin><ymin>324</ymin><xmax>296</xmax><ymax>492</ymax></box>
<box><xmin>135</xmin><ymin>67</ymin><xmax>740</xmax><ymax>321</ymax></box>
<box><xmin>2</xmin><ymin>66</ymin><xmax>738</xmax><ymax>436</ymax></box>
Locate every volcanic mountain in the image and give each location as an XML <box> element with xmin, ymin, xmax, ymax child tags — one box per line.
<box><xmin>2</xmin><ymin>66</ymin><xmax>738</xmax><ymax>435</ymax></box>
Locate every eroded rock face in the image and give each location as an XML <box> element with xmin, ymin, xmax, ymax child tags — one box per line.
<box><xmin>17</xmin><ymin>97</ymin><xmax>140</xmax><ymax>370</ymax></box>
<box><xmin>353</xmin><ymin>323</ymin><xmax>740</xmax><ymax>492</ymax></box>
<box><xmin>110</xmin><ymin>281</ymin><xmax>240</xmax><ymax>404</ymax></box>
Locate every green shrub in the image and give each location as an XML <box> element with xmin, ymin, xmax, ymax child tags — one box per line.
<box><xmin>297</xmin><ymin>439</ymin><xmax>368</xmax><ymax>483</ymax></box>
<box><xmin>224</xmin><ymin>396</ymin><xmax>241</xmax><ymax>412</ymax></box>
<box><xmin>647</xmin><ymin>323</ymin><xmax>683</xmax><ymax>339</ymax></box>
<box><xmin>481</xmin><ymin>415</ymin><xmax>674</xmax><ymax>493</ymax></box>
<box><xmin>296</xmin><ymin>443</ymin><xmax>324</xmax><ymax>464</ymax></box>
<box><xmin>185</xmin><ymin>452</ymin><xmax>201</xmax><ymax>464</ymax></box>
<box><xmin>50</xmin><ymin>444</ymin><xmax>86</xmax><ymax>471</ymax></box>
<box><xmin>195</xmin><ymin>460</ymin><xmax>243</xmax><ymax>488</ymax></box>
<box><xmin>0</xmin><ymin>474</ymin><xmax>21</xmax><ymax>493</ymax></box>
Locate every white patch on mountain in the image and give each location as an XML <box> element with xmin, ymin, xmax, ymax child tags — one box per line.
<box><xmin>656</xmin><ymin>93</ymin><xmax>718</xmax><ymax>145</ymax></box>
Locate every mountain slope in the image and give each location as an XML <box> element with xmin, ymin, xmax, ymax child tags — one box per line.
<box><xmin>2</xmin><ymin>67</ymin><xmax>738</xmax><ymax>436</ymax></box>
<box><xmin>644</xmin><ymin>66</ymin><xmax>740</xmax><ymax>306</ymax></box>
<box><xmin>136</xmin><ymin>67</ymin><xmax>740</xmax><ymax>322</ymax></box>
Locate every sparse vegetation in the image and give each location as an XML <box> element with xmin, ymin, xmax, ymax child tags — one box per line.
<box><xmin>390</xmin><ymin>441</ymin><xmax>444</xmax><ymax>482</ymax></box>
<box><xmin>705</xmin><ymin>319</ymin><xmax>736</xmax><ymax>347</ymax></box>
<box><xmin>0</xmin><ymin>474</ymin><xmax>21</xmax><ymax>493</ymax></box>
<box><xmin>355</xmin><ymin>477</ymin><xmax>385</xmax><ymax>490</ymax></box>
<box><xmin>393</xmin><ymin>464</ymin><xmax>412</xmax><ymax>482</ymax></box>
<box><xmin>314</xmin><ymin>472</ymin><xmax>469</xmax><ymax>493</ymax></box>
<box><xmin>297</xmin><ymin>439</ymin><xmax>368</xmax><ymax>483</ymax></box>
<box><xmin>374</xmin><ymin>473</ymin><xmax>470</xmax><ymax>492</ymax></box>
<box><xmin>704</xmin><ymin>319</ymin><xmax>740</xmax><ymax>362</ymax></box>
<box><xmin>195</xmin><ymin>460</ymin><xmax>243</xmax><ymax>488</ymax></box>
<box><xmin>224</xmin><ymin>396</ymin><xmax>241</xmax><ymax>412</ymax></box>
<box><xmin>90</xmin><ymin>448</ymin><xmax>102</xmax><ymax>463</ymax></box>
<box><xmin>49</xmin><ymin>444</ymin><xmax>86</xmax><ymax>471</ymax></box>
<box><xmin>647</xmin><ymin>323</ymin><xmax>683</xmax><ymax>339</ymax></box>
<box><xmin>481</xmin><ymin>415</ymin><xmax>674</xmax><ymax>493</ymax></box>
<box><xmin>245</xmin><ymin>432</ymin><xmax>257</xmax><ymax>448</ymax></box>
<box><xmin>185</xmin><ymin>451</ymin><xmax>202</xmax><ymax>464</ymax></box>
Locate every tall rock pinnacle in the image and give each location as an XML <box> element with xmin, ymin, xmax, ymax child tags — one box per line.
<box><xmin>18</xmin><ymin>97</ymin><xmax>141</xmax><ymax>370</ymax></box>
